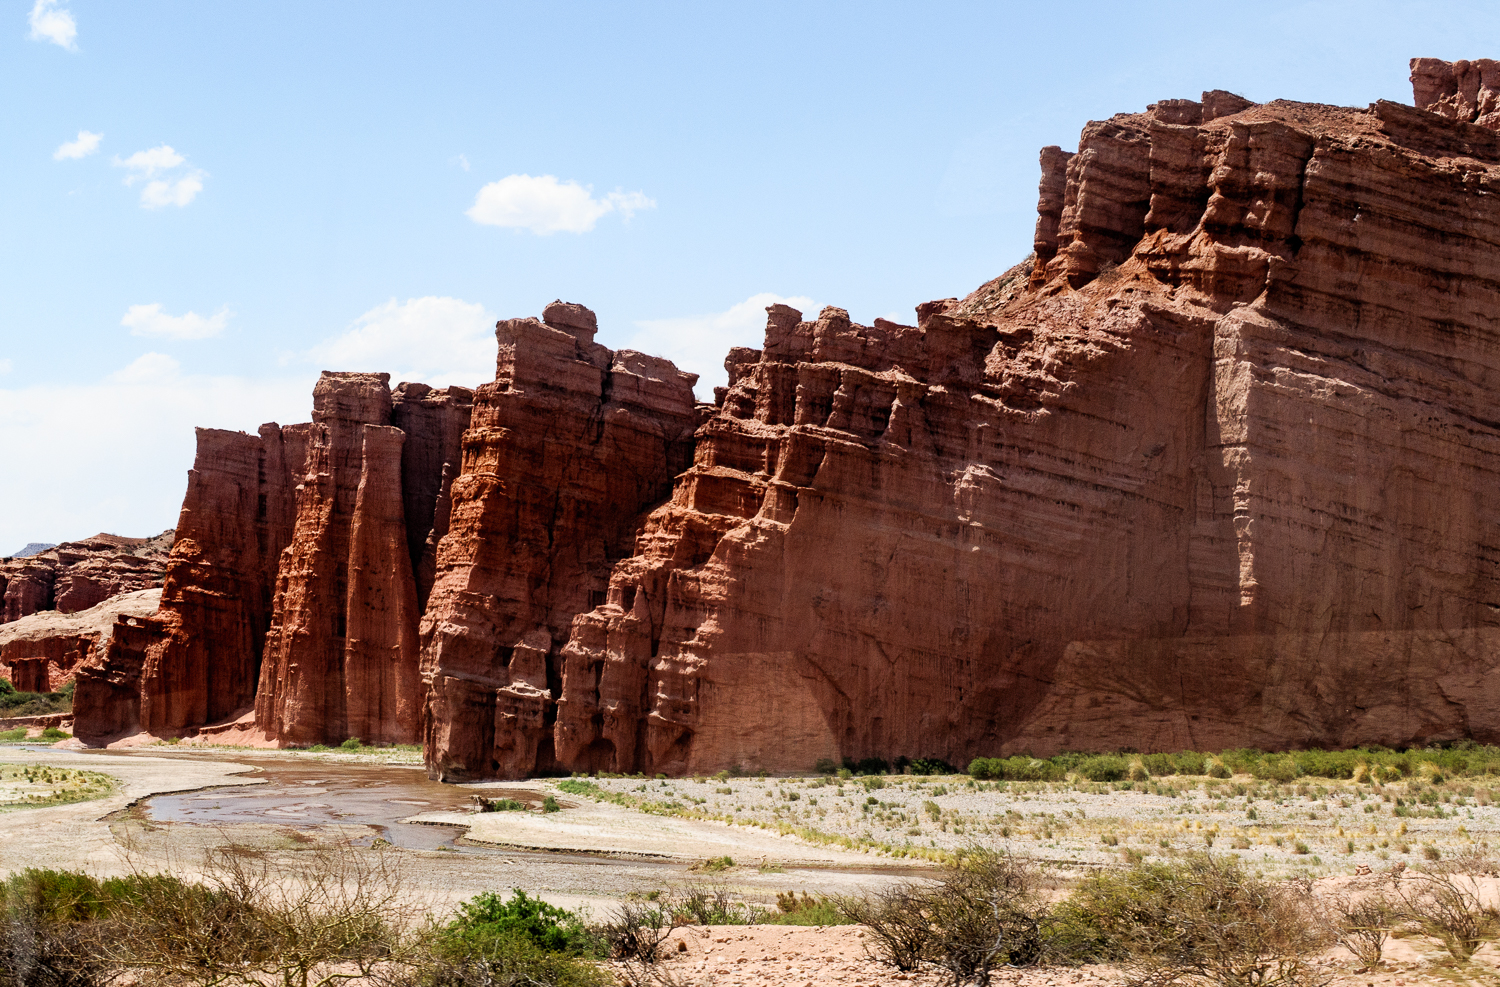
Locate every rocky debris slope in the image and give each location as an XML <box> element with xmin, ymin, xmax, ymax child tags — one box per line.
<box><xmin>0</xmin><ymin>532</ymin><xmax>171</xmax><ymax>625</ymax></box>
<box><xmin>65</xmin><ymin>57</ymin><xmax>1500</xmax><ymax>777</ymax></box>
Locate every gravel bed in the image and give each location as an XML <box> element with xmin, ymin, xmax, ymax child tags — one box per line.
<box><xmin>577</xmin><ymin>771</ymin><xmax>1500</xmax><ymax>877</ymax></box>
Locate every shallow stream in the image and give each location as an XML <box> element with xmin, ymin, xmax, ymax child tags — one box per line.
<box><xmin>140</xmin><ymin>758</ymin><xmax>538</xmax><ymax>851</ymax></box>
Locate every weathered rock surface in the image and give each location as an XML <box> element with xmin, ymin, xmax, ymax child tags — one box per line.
<box><xmin>452</xmin><ymin>58</ymin><xmax>1500</xmax><ymax>774</ymax></box>
<box><xmin>419</xmin><ymin>306</ymin><xmax>700</xmax><ymax>779</ymax></box>
<box><xmin>0</xmin><ymin>588</ymin><xmax>160</xmax><ymax>694</ymax></box>
<box><xmin>0</xmin><ymin>532</ymin><xmax>171</xmax><ymax>624</ymax></box>
<box><xmin>68</xmin><ymin>57</ymin><xmax>1500</xmax><ymax>774</ymax></box>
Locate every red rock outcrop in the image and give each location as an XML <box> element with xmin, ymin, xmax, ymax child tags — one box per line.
<box><xmin>0</xmin><ymin>532</ymin><xmax>171</xmax><ymax>624</ymax></box>
<box><xmin>419</xmin><ymin>303</ymin><xmax>700</xmax><ymax>779</ymax></box>
<box><xmin>68</xmin><ymin>57</ymin><xmax>1500</xmax><ymax>774</ymax></box>
<box><xmin>77</xmin><ymin>424</ymin><xmax>313</xmax><ymax>742</ymax></box>
<box><xmin>0</xmin><ymin>588</ymin><xmax>160</xmax><ymax>694</ymax></box>
<box><xmin>431</xmin><ymin>59</ymin><xmax>1500</xmax><ymax>775</ymax></box>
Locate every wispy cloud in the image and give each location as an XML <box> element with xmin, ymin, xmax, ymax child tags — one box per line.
<box><xmin>630</xmin><ymin>292</ymin><xmax>818</xmax><ymax>398</ymax></box>
<box><xmin>28</xmin><ymin>0</ymin><xmax>75</xmax><ymax>50</ymax></box>
<box><xmin>53</xmin><ymin>130</ymin><xmax>101</xmax><ymax>160</ymax></box>
<box><xmin>452</xmin><ymin>154</ymin><xmax>470</xmax><ymax>172</ymax></box>
<box><xmin>140</xmin><ymin>173</ymin><xmax>205</xmax><ymax>209</ymax></box>
<box><xmin>466</xmin><ymin>174</ymin><xmax>654</xmax><ymax>234</ymax></box>
<box><xmin>305</xmin><ymin>296</ymin><xmax>495</xmax><ymax>388</ymax></box>
<box><xmin>113</xmin><ymin>145</ymin><xmax>205</xmax><ymax>208</ymax></box>
<box><xmin>122</xmin><ymin>303</ymin><xmax>230</xmax><ymax>340</ymax></box>
<box><xmin>109</xmin><ymin>352</ymin><xmax>181</xmax><ymax>384</ymax></box>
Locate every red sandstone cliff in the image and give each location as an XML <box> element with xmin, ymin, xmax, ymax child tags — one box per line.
<box><xmin>66</xmin><ymin>57</ymin><xmax>1500</xmax><ymax>775</ymax></box>
<box><xmin>419</xmin><ymin>302</ymin><xmax>700</xmax><ymax>778</ymax></box>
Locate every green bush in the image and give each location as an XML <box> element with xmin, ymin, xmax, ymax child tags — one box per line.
<box><xmin>340</xmin><ymin>737</ymin><xmax>362</xmax><ymax>751</ymax></box>
<box><xmin>40</xmin><ymin>727</ymin><xmax>69</xmax><ymax>741</ymax></box>
<box><xmin>1075</xmin><ymin>755</ymin><xmax>1128</xmax><ymax>782</ymax></box>
<box><xmin>439</xmin><ymin>890</ymin><xmax>597</xmax><ymax>958</ymax></box>
<box><xmin>909</xmin><ymin>758</ymin><xmax>955</xmax><ymax>776</ymax></box>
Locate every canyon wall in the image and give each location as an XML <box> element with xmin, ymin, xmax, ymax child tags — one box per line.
<box><xmin>66</xmin><ymin>57</ymin><xmax>1500</xmax><ymax>776</ymax></box>
<box><xmin>74</xmin><ymin>375</ymin><xmax>471</xmax><ymax>745</ymax></box>
<box><xmin>419</xmin><ymin>303</ymin><xmax>700</xmax><ymax>778</ymax></box>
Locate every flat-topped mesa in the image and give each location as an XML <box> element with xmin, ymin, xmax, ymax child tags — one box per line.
<box><xmin>419</xmin><ymin>302</ymin><xmax>699</xmax><ymax>781</ymax></box>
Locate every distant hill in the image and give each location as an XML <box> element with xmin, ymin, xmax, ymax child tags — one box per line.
<box><xmin>11</xmin><ymin>543</ymin><xmax>56</xmax><ymax>559</ymax></box>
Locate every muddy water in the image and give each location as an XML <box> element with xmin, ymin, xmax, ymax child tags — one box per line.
<box><xmin>143</xmin><ymin>760</ymin><xmax>539</xmax><ymax>852</ymax></box>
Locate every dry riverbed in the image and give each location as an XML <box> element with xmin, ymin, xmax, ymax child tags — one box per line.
<box><xmin>566</xmin><ymin>770</ymin><xmax>1500</xmax><ymax>879</ymax></box>
<box><xmin>1</xmin><ymin>748</ymin><xmax>1499</xmax><ymax>985</ymax></box>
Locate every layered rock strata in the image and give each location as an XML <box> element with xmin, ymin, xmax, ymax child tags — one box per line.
<box><xmin>443</xmin><ymin>58</ymin><xmax>1500</xmax><ymax>774</ymax></box>
<box><xmin>0</xmin><ymin>532</ymin><xmax>171</xmax><ymax>624</ymax></box>
<box><xmin>0</xmin><ymin>588</ymin><xmax>160</xmax><ymax>693</ymax></box>
<box><xmin>74</xmin><ymin>375</ymin><xmax>471</xmax><ymax>745</ymax></box>
<box><xmin>420</xmin><ymin>302</ymin><xmax>700</xmax><ymax>779</ymax></box>
<box><xmin>67</xmin><ymin>57</ymin><xmax>1500</xmax><ymax>774</ymax></box>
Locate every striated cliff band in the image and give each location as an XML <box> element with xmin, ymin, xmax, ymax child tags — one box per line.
<box><xmin>63</xmin><ymin>58</ymin><xmax>1500</xmax><ymax>778</ymax></box>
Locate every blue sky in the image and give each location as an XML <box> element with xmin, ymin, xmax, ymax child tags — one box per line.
<box><xmin>3</xmin><ymin>0</ymin><xmax>1498</xmax><ymax>553</ymax></box>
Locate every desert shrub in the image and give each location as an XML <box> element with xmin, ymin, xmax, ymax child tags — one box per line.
<box><xmin>842</xmin><ymin>757</ymin><xmax>889</xmax><ymax>776</ymax></box>
<box><xmin>478</xmin><ymin>798</ymin><xmax>526</xmax><ymax>812</ymax></box>
<box><xmin>441</xmin><ymin>890</ymin><xmax>597</xmax><ymax>958</ymax></box>
<box><xmin>1061</xmin><ymin>853</ymin><xmax>1328</xmax><ymax>987</ymax></box>
<box><xmin>1320</xmin><ymin>890</ymin><xmax>1394</xmax><ymax>971</ymax></box>
<box><xmin>1172</xmin><ymin>752</ymin><xmax>1208</xmax><ymax>776</ymax></box>
<box><xmin>399</xmin><ymin>930</ymin><xmax>611</xmax><ymax>987</ymax></box>
<box><xmin>0</xmin><ymin>730</ymin><xmax>24</xmax><ymax>743</ymax></box>
<box><xmin>599</xmin><ymin>900</ymin><xmax>676</xmax><ymax>963</ymax></box>
<box><xmin>1394</xmin><ymin>851</ymin><xmax>1500</xmax><ymax>960</ymax></box>
<box><xmin>814</xmin><ymin>758</ymin><xmax>839</xmax><ymax>775</ymax></box>
<box><xmin>765</xmin><ymin>891</ymin><xmax>851</xmax><ymax>926</ymax></box>
<box><xmin>910</xmin><ymin>758</ymin><xmax>955</xmax><ymax>776</ymax></box>
<box><xmin>1205</xmin><ymin>757</ymin><xmax>1232</xmax><ymax>779</ymax></box>
<box><xmin>340</xmin><ymin>737</ymin><xmax>362</xmax><ymax>751</ymax></box>
<box><xmin>697</xmin><ymin>856</ymin><xmax>733</xmax><ymax>873</ymax></box>
<box><xmin>541</xmin><ymin>795</ymin><xmax>561</xmax><ymax>813</ymax></box>
<box><xmin>1075</xmin><ymin>756</ymin><xmax>1127</xmax><ymax>783</ymax></box>
<box><xmin>1249</xmin><ymin>755</ymin><xmax>1301</xmax><ymax>783</ymax></box>
<box><xmin>671</xmin><ymin>882</ymin><xmax>759</xmax><ymax>926</ymax></box>
<box><xmin>833</xmin><ymin>884</ymin><xmax>932</xmax><ymax>972</ymax></box>
<box><xmin>38</xmin><ymin>729</ymin><xmax>67</xmax><ymax>742</ymax></box>
<box><xmin>837</xmin><ymin>849</ymin><xmax>1059</xmax><ymax>983</ymax></box>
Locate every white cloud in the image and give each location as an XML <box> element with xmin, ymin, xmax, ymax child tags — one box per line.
<box><xmin>629</xmin><ymin>293</ymin><xmax>818</xmax><ymax>398</ymax></box>
<box><xmin>109</xmin><ymin>352</ymin><xmax>181</xmax><ymax>384</ymax></box>
<box><xmin>28</xmin><ymin>0</ymin><xmax>75</xmax><ymax>50</ymax></box>
<box><xmin>140</xmin><ymin>172</ymin><xmax>205</xmax><ymax>208</ymax></box>
<box><xmin>112</xmin><ymin>146</ymin><xmax>205</xmax><ymax>207</ymax></box>
<box><xmin>305</xmin><ymin>296</ymin><xmax>496</xmax><ymax>389</ymax></box>
<box><xmin>0</xmin><ymin>363</ymin><xmax>310</xmax><ymax>555</ymax></box>
<box><xmin>114</xmin><ymin>146</ymin><xmax>185</xmax><ymax>182</ymax></box>
<box><xmin>121</xmin><ymin>303</ymin><xmax>230</xmax><ymax>340</ymax></box>
<box><xmin>53</xmin><ymin>130</ymin><xmax>101</xmax><ymax>160</ymax></box>
<box><xmin>453</xmin><ymin>154</ymin><xmax>470</xmax><ymax>172</ymax></box>
<box><xmin>466</xmin><ymin>174</ymin><xmax>655</xmax><ymax>234</ymax></box>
